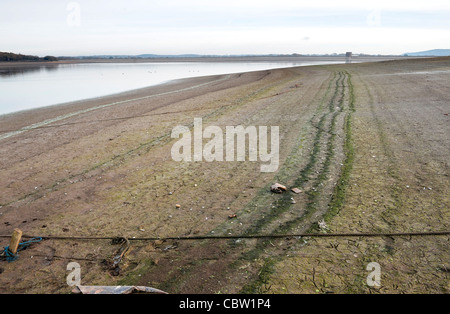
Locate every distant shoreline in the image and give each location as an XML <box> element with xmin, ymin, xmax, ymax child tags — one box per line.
<box><xmin>0</xmin><ymin>55</ymin><xmax>419</xmax><ymax>68</ymax></box>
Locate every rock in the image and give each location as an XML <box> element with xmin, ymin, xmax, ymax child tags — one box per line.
<box><xmin>271</xmin><ymin>183</ymin><xmax>287</xmax><ymax>193</ymax></box>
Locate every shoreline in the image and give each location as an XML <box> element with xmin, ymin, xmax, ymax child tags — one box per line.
<box><xmin>1</xmin><ymin>55</ymin><xmax>445</xmax><ymax>137</ymax></box>
<box><xmin>0</xmin><ymin>55</ymin><xmax>442</xmax><ymax>136</ymax></box>
<box><xmin>0</xmin><ymin>55</ymin><xmax>415</xmax><ymax>122</ymax></box>
<box><xmin>0</xmin><ymin>58</ymin><xmax>336</xmax><ymax>119</ymax></box>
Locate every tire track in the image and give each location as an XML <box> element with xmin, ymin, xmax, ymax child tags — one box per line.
<box><xmin>240</xmin><ymin>71</ymin><xmax>348</xmax><ymax>237</ymax></box>
<box><xmin>239</xmin><ymin>70</ymin><xmax>353</xmax><ymax>293</ymax></box>
<box><xmin>152</xmin><ymin>70</ymin><xmax>355</xmax><ymax>293</ymax></box>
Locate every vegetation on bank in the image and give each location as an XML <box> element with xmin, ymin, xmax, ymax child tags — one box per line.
<box><xmin>0</xmin><ymin>51</ymin><xmax>58</xmax><ymax>62</ymax></box>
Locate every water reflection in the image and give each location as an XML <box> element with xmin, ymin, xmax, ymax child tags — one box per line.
<box><xmin>0</xmin><ymin>64</ymin><xmax>59</xmax><ymax>77</ymax></box>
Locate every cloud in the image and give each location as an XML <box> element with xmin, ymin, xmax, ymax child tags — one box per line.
<box><xmin>0</xmin><ymin>0</ymin><xmax>449</xmax><ymax>56</ymax></box>
<box><xmin>150</xmin><ymin>0</ymin><xmax>450</xmax><ymax>12</ymax></box>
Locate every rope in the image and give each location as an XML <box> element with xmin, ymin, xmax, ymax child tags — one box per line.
<box><xmin>0</xmin><ymin>231</ymin><xmax>448</xmax><ymax>243</ymax></box>
<box><xmin>0</xmin><ymin>237</ymin><xmax>43</xmax><ymax>262</ymax></box>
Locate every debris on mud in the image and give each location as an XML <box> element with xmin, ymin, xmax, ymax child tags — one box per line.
<box><xmin>317</xmin><ymin>219</ymin><xmax>329</xmax><ymax>232</ymax></box>
<box><xmin>102</xmin><ymin>237</ymin><xmax>130</xmax><ymax>276</ymax></box>
<box><xmin>271</xmin><ymin>183</ymin><xmax>287</xmax><ymax>193</ymax></box>
<box><xmin>437</xmin><ymin>265</ymin><xmax>450</xmax><ymax>273</ymax></box>
<box><xmin>163</xmin><ymin>244</ymin><xmax>178</xmax><ymax>251</ymax></box>
<box><xmin>72</xmin><ymin>285</ymin><xmax>168</xmax><ymax>294</ymax></box>
<box><xmin>291</xmin><ymin>187</ymin><xmax>302</xmax><ymax>194</ymax></box>
<box><xmin>153</xmin><ymin>240</ymin><xmax>164</xmax><ymax>248</ymax></box>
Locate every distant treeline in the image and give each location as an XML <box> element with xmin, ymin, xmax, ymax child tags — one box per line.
<box><xmin>0</xmin><ymin>52</ymin><xmax>58</xmax><ymax>62</ymax></box>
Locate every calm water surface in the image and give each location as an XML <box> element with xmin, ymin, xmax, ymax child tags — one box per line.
<box><xmin>0</xmin><ymin>61</ymin><xmax>343</xmax><ymax>116</ymax></box>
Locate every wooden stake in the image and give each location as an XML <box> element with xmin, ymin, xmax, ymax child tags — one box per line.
<box><xmin>9</xmin><ymin>229</ymin><xmax>23</xmax><ymax>255</ymax></box>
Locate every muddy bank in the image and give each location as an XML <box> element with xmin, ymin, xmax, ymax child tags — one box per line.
<box><xmin>0</xmin><ymin>57</ymin><xmax>448</xmax><ymax>294</ymax></box>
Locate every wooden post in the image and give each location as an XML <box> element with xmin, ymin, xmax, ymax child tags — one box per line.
<box><xmin>9</xmin><ymin>229</ymin><xmax>23</xmax><ymax>255</ymax></box>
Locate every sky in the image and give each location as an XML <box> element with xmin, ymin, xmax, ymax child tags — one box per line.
<box><xmin>1</xmin><ymin>0</ymin><xmax>449</xmax><ymax>56</ymax></box>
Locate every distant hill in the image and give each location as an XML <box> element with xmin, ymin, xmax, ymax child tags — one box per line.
<box><xmin>0</xmin><ymin>52</ymin><xmax>58</xmax><ymax>62</ymax></box>
<box><xmin>404</xmin><ymin>49</ymin><xmax>450</xmax><ymax>57</ymax></box>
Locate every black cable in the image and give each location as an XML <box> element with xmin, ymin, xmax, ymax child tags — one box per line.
<box><xmin>1</xmin><ymin>231</ymin><xmax>449</xmax><ymax>242</ymax></box>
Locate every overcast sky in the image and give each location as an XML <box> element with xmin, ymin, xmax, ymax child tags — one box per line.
<box><xmin>1</xmin><ymin>0</ymin><xmax>449</xmax><ymax>56</ymax></box>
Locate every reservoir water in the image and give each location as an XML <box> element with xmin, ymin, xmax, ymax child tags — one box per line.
<box><xmin>0</xmin><ymin>61</ymin><xmax>344</xmax><ymax>116</ymax></box>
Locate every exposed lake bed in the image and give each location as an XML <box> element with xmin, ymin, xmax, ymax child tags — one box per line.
<box><xmin>0</xmin><ymin>56</ymin><xmax>448</xmax><ymax>294</ymax></box>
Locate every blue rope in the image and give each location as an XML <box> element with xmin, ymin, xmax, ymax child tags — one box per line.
<box><xmin>1</xmin><ymin>237</ymin><xmax>43</xmax><ymax>262</ymax></box>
